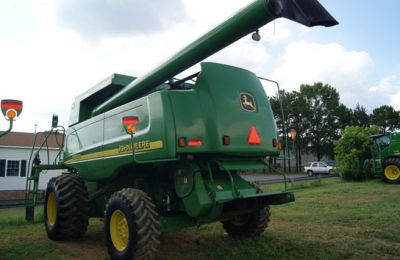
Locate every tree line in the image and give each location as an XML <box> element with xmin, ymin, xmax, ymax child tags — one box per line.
<box><xmin>269</xmin><ymin>82</ymin><xmax>400</xmax><ymax>171</ymax></box>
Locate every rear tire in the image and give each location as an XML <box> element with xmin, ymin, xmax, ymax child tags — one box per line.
<box><xmin>104</xmin><ymin>188</ymin><xmax>160</xmax><ymax>259</ymax></box>
<box><xmin>222</xmin><ymin>206</ymin><xmax>270</xmax><ymax>237</ymax></box>
<box><xmin>383</xmin><ymin>158</ymin><xmax>400</xmax><ymax>184</ymax></box>
<box><xmin>44</xmin><ymin>174</ymin><xmax>89</xmax><ymax>240</ymax></box>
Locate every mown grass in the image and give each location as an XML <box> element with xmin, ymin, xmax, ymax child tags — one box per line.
<box><xmin>0</xmin><ymin>178</ymin><xmax>399</xmax><ymax>259</ymax></box>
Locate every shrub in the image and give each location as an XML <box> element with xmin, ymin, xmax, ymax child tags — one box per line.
<box><xmin>334</xmin><ymin>126</ymin><xmax>379</xmax><ymax>180</ymax></box>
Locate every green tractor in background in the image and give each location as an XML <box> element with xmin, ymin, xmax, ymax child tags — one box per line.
<box><xmin>370</xmin><ymin>132</ymin><xmax>400</xmax><ymax>183</ymax></box>
<box><xmin>25</xmin><ymin>0</ymin><xmax>338</xmax><ymax>258</ymax></box>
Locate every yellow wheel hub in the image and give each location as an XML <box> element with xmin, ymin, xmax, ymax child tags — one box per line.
<box><xmin>46</xmin><ymin>192</ymin><xmax>57</xmax><ymax>225</ymax></box>
<box><xmin>384</xmin><ymin>165</ymin><xmax>400</xmax><ymax>181</ymax></box>
<box><xmin>110</xmin><ymin>210</ymin><xmax>129</xmax><ymax>252</ymax></box>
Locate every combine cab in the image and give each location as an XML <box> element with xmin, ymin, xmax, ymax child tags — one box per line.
<box><xmin>25</xmin><ymin>0</ymin><xmax>338</xmax><ymax>258</ymax></box>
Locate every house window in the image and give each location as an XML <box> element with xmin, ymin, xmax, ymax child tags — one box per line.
<box><xmin>0</xmin><ymin>160</ymin><xmax>27</xmax><ymax>177</ymax></box>
<box><xmin>7</xmin><ymin>160</ymin><xmax>20</xmax><ymax>177</ymax></box>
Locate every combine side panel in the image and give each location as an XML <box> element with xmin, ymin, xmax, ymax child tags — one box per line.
<box><xmin>64</xmin><ymin>91</ymin><xmax>177</xmax><ymax>181</ymax></box>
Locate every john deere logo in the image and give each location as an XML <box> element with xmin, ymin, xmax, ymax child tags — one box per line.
<box><xmin>240</xmin><ymin>92</ymin><xmax>256</xmax><ymax>112</ymax></box>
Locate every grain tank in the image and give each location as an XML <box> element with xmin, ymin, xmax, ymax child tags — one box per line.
<box><xmin>25</xmin><ymin>0</ymin><xmax>338</xmax><ymax>258</ymax></box>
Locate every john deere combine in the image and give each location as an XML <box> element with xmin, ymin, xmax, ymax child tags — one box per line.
<box><xmin>25</xmin><ymin>0</ymin><xmax>337</xmax><ymax>258</ymax></box>
<box><xmin>370</xmin><ymin>132</ymin><xmax>400</xmax><ymax>183</ymax></box>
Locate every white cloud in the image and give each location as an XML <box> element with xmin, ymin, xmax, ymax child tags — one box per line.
<box><xmin>270</xmin><ymin>41</ymin><xmax>373</xmax><ymax>91</ymax></box>
<box><xmin>207</xmin><ymin>41</ymin><xmax>271</xmax><ymax>75</ymax></box>
<box><xmin>266</xmin><ymin>41</ymin><xmax>374</xmax><ymax>106</ymax></box>
<box><xmin>265</xmin><ymin>40</ymin><xmax>400</xmax><ymax>112</ymax></box>
<box><xmin>261</xmin><ymin>19</ymin><xmax>293</xmax><ymax>44</ymax></box>
<box><xmin>53</xmin><ymin>0</ymin><xmax>186</xmax><ymax>40</ymax></box>
<box><xmin>368</xmin><ymin>75</ymin><xmax>400</xmax><ymax>110</ymax></box>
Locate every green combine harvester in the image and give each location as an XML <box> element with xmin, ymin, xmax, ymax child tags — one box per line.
<box><xmin>370</xmin><ymin>132</ymin><xmax>400</xmax><ymax>183</ymax></box>
<box><xmin>25</xmin><ymin>0</ymin><xmax>337</xmax><ymax>258</ymax></box>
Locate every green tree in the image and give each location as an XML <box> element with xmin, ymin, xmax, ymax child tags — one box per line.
<box><xmin>352</xmin><ymin>104</ymin><xmax>370</xmax><ymax>127</ymax></box>
<box><xmin>370</xmin><ymin>105</ymin><xmax>400</xmax><ymax>132</ymax></box>
<box><xmin>334</xmin><ymin>125</ymin><xmax>379</xmax><ymax>180</ymax></box>
<box><xmin>337</xmin><ymin>104</ymin><xmax>353</xmax><ymax>130</ymax></box>
<box><xmin>299</xmin><ymin>83</ymin><xmax>342</xmax><ymax>160</ymax></box>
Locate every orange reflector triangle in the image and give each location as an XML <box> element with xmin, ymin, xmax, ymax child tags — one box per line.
<box><xmin>248</xmin><ymin>126</ymin><xmax>261</xmax><ymax>145</ymax></box>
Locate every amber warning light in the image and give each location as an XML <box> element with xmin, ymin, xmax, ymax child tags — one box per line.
<box><xmin>122</xmin><ymin>116</ymin><xmax>139</xmax><ymax>134</ymax></box>
<box><xmin>1</xmin><ymin>100</ymin><xmax>23</xmax><ymax>120</ymax></box>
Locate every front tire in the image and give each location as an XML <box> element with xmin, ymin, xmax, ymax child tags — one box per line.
<box><xmin>307</xmin><ymin>170</ymin><xmax>314</xmax><ymax>177</ymax></box>
<box><xmin>44</xmin><ymin>174</ymin><xmax>89</xmax><ymax>240</ymax></box>
<box><xmin>383</xmin><ymin>158</ymin><xmax>400</xmax><ymax>184</ymax></box>
<box><xmin>104</xmin><ymin>188</ymin><xmax>160</xmax><ymax>259</ymax></box>
<box><xmin>222</xmin><ymin>206</ymin><xmax>270</xmax><ymax>237</ymax></box>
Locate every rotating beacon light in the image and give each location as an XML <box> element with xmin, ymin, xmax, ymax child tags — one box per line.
<box><xmin>1</xmin><ymin>100</ymin><xmax>23</xmax><ymax>120</ymax></box>
<box><xmin>122</xmin><ymin>116</ymin><xmax>139</xmax><ymax>135</ymax></box>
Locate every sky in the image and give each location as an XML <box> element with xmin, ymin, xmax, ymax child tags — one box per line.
<box><xmin>1</xmin><ymin>0</ymin><xmax>399</xmax><ymax>133</ymax></box>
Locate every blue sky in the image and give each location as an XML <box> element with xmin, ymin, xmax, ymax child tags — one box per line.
<box><xmin>0</xmin><ymin>0</ymin><xmax>399</xmax><ymax>133</ymax></box>
<box><xmin>323</xmin><ymin>0</ymin><xmax>400</xmax><ymax>83</ymax></box>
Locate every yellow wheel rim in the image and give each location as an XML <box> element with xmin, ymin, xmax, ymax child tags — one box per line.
<box><xmin>46</xmin><ymin>192</ymin><xmax>57</xmax><ymax>225</ymax></box>
<box><xmin>384</xmin><ymin>165</ymin><xmax>400</xmax><ymax>181</ymax></box>
<box><xmin>110</xmin><ymin>210</ymin><xmax>129</xmax><ymax>252</ymax></box>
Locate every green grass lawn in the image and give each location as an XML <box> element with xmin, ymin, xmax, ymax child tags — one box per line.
<box><xmin>0</xmin><ymin>178</ymin><xmax>399</xmax><ymax>259</ymax></box>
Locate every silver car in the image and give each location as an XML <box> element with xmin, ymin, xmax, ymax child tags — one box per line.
<box><xmin>304</xmin><ymin>162</ymin><xmax>334</xmax><ymax>176</ymax></box>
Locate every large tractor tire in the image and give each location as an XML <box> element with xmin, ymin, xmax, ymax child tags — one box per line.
<box><xmin>222</xmin><ymin>206</ymin><xmax>270</xmax><ymax>237</ymax></box>
<box><xmin>383</xmin><ymin>158</ymin><xmax>400</xmax><ymax>184</ymax></box>
<box><xmin>44</xmin><ymin>173</ymin><xmax>89</xmax><ymax>240</ymax></box>
<box><xmin>104</xmin><ymin>188</ymin><xmax>160</xmax><ymax>259</ymax></box>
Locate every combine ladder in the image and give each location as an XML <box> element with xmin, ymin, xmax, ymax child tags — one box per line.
<box><xmin>25</xmin><ymin>126</ymin><xmax>65</xmax><ymax>221</ymax></box>
<box><xmin>372</xmin><ymin>159</ymin><xmax>383</xmax><ymax>177</ymax></box>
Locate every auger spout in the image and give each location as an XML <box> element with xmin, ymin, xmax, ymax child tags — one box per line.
<box><xmin>92</xmin><ymin>0</ymin><xmax>337</xmax><ymax>116</ymax></box>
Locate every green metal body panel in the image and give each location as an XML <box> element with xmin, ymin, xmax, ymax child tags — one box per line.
<box><xmin>370</xmin><ymin>132</ymin><xmax>400</xmax><ymax>176</ymax></box>
<box><xmin>172</xmin><ymin>63</ymin><xmax>279</xmax><ymax>156</ymax></box>
<box><xmin>64</xmin><ymin>90</ymin><xmax>177</xmax><ymax>181</ymax></box>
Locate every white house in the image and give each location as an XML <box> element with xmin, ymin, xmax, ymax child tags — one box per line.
<box><xmin>0</xmin><ymin>132</ymin><xmax>63</xmax><ymax>193</ymax></box>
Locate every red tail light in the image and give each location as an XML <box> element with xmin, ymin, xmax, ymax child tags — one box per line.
<box><xmin>188</xmin><ymin>139</ymin><xmax>202</xmax><ymax>147</ymax></box>
<box><xmin>1</xmin><ymin>100</ymin><xmax>23</xmax><ymax>110</ymax></box>
<box><xmin>122</xmin><ymin>116</ymin><xmax>139</xmax><ymax>125</ymax></box>
<box><xmin>223</xmin><ymin>136</ymin><xmax>230</xmax><ymax>145</ymax></box>
<box><xmin>178</xmin><ymin>137</ymin><xmax>186</xmax><ymax>147</ymax></box>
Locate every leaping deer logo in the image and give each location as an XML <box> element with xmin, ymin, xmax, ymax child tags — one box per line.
<box><xmin>240</xmin><ymin>93</ymin><xmax>256</xmax><ymax>112</ymax></box>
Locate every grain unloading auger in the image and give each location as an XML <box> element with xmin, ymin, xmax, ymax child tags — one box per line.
<box><xmin>25</xmin><ymin>0</ymin><xmax>337</xmax><ymax>258</ymax></box>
